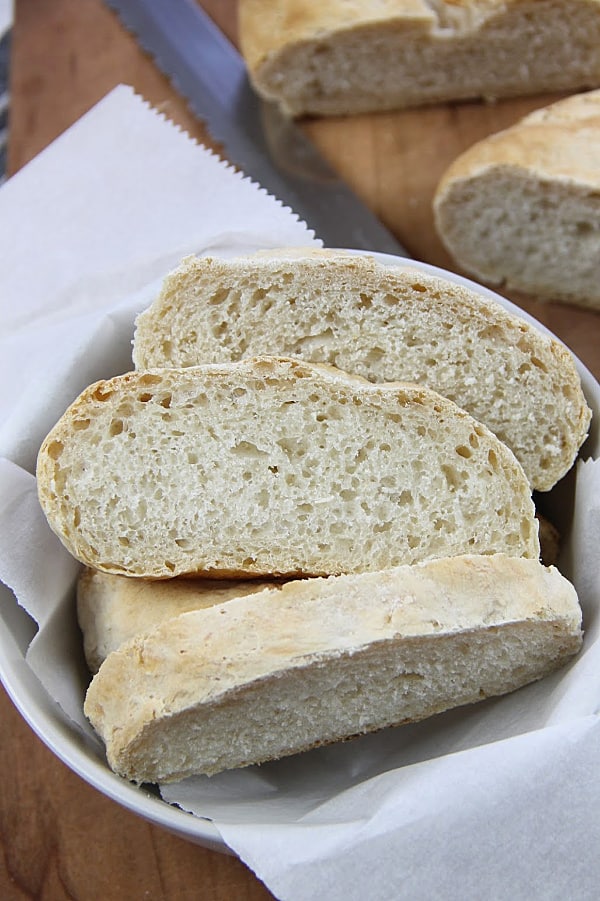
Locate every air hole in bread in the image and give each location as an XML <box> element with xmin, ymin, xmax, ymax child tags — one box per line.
<box><xmin>488</xmin><ymin>449</ymin><xmax>499</xmax><ymax>471</ymax></box>
<box><xmin>93</xmin><ymin>387</ymin><xmax>115</xmax><ymax>402</ymax></box>
<box><xmin>373</xmin><ymin>521</ymin><xmax>392</xmax><ymax>533</ymax></box>
<box><xmin>231</xmin><ymin>441</ymin><xmax>267</xmax><ymax>459</ymax></box>
<box><xmin>208</xmin><ymin>289</ymin><xmax>229</xmax><ymax>306</ymax></box>
<box><xmin>442</xmin><ymin>464</ymin><xmax>465</xmax><ymax>490</ymax></box>
<box><xmin>530</xmin><ymin>356</ymin><xmax>549</xmax><ymax>373</ymax></box>
<box><xmin>456</xmin><ymin>445</ymin><xmax>472</xmax><ymax>459</ymax></box>
<box><xmin>47</xmin><ymin>440</ymin><xmax>64</xmax><ymax>460</ymax></box>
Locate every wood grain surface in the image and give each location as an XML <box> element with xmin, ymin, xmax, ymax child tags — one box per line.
<box><xmin>2</xmin><ymin>1</ymin><xmax>599</xmax><ymax>899</ymax></box>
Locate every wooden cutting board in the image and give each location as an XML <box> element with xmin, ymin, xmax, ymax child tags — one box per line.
<box><xmin>2</xmin><ymin>1</ymin><xmax>598</xmax><ymax>899</ymax></box>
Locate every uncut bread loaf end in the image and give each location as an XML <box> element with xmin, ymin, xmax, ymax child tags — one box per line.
<box><xmin>434</xmin><ymin>90</ymin><xmax>600</xmax><ymax>311</ymax></box>
<box><xmin>37</xmin><ymin>357</ymin><xmax>540</xmax><ymax>579</ymax></box>
<box><xmin>132</xmin><ymin>250</ymin><xmax>591</xmax><ymax>492</ymax></box>
<box><xmin>77</xmin><ymin>568</ymin><xmax>279</xmax><ymax>673</ymax></box>
<box><xmin>83</xmin><ymin>554</ymin><xmax>583</xmax><ymax>783</ymax></box>
<box><xmin>238</xmin><ymin>0</ymin><xmax>600</xmax><ymax>117</ymax></box>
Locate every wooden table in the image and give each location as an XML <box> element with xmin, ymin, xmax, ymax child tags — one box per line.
<box><xmin>2</xmin><ymin>1</ymin><xmax>599</xmax><ymax>898</ymax></box>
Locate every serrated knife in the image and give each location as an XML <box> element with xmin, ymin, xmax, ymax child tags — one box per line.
<box><xmin>105</xmin><ymin>0</ymin><xmax>409</xmax><ymax>255</ymax></box>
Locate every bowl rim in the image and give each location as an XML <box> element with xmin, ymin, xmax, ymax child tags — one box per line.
<box><xmin>1</xmin><ymin>250</ymin><xmax>598</xmax><ymax>852</ymax></box>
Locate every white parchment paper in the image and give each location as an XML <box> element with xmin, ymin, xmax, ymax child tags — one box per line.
<box><xmin>1</xmin><ymin>84</ymin><xmax>599</xmax><ymax>901</ymax></box>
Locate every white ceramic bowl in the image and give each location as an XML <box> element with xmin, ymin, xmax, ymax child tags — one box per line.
<box><xmin>1</xmin><ymin>252</ymin><xmax>598</xmax><ymax>851</ymax></box>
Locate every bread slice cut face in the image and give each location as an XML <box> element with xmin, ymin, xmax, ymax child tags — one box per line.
<box><xmin>83</xmin><ymin>554</ymin><xmax>583</xmax><ymax>783</ymax></box>
<box><xmin>132</xmin><ymin>250</ymin><xmax>591</xmax><ymax>491</ymax></box>
<box><xmin>37</xmin><ymin>357</ymin><xmax>539</xmax><ymax>579</ymax></box>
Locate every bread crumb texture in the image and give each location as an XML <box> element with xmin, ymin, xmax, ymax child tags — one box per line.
<box><xmin>37</xmin><ymin>357</ymin><xmax>539</xmax><ymax>579</ymax></box>
<box><xmin>83</xmin><ymin>554</ymin><xmax>582</xmax><ymax>783</ymax></box>
<box><xmin>133</xmin><ymin>250</ymin><xmax>591</xmax><ymax>491</ymax></box>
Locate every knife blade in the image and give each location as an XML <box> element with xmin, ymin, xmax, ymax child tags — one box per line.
<box><xmin>105</xmin><ymin>0</ymin><xmax>409</xmax><ymax>255</ymax></box>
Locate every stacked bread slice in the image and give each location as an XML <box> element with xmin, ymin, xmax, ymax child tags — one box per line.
<box><xmin>36</xmin><ymin>250</ymin><xmax>590</xmax><ymax>782</ymax></box>
<box><xmin>132</xmin><ymin>249</ymin><xmax>591</xmax><ymax>492</ymax></box>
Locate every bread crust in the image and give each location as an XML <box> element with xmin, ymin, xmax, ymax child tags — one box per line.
<box><xmin>83</xmin><ymin>554</ymin><xmax>583</xmax><ymax>783</ymax></box>
<box><xmin>435</xmin><ymin>91</ymin><xmax>600</xmax><ymax>193</ymax></box>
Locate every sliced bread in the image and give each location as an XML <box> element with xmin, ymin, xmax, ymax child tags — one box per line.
<box><xmin>434</xmin><ymin>89</ymin><xmax>600</xmax><ymax>310</ymax></box>
<box><xmin>83</xmin><ymin>554</ymin><xmax>583</xmax><ymax>783</ymax></box>
<box><xmin>238</xmin><ymin>0</ymin><xmax>600</xmax><ymax>116</ymax></box>
<box><xmin>36</xmin><ymin>356</ymin><xmax>539</xmax><ymax>579</ymax></box>
<box><xmin>132</xmin><ymin>250</ymin><xmax>591</xmax><ymax>491</ymax></box>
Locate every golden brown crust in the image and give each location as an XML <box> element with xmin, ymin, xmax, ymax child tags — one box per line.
<box><xmin>435</xmin><ymin>90</ymin><xmax>600</xmax><ymax>195</ymax></box>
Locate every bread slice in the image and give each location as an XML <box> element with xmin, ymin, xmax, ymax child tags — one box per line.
<box><xmin>238</xmin><ymin>0</ymin><xmax>600</xmax><ymax>116</ymax></box>
<box><xmin>132</xmin><ymin>250</ymin><xmax>591</xmax><ymax>491</ymax></box>
<box><xmin>36</xmin><ymin>357</ymin><xmax>539</xmax><ymax>579</ymax></box>
<box><xmin>434</xmin><ymin>89</ymin><xmax>600</xmax><ymax>310</ymax></box>
<box><xmin>83</xmin><ymin>554</ymin><xmax>583</xmax><ymax>783</ymax></box>
<box><xmin>77</xmin><ymin>568</ymin><xmax>279</xmax><ymax>673</ymax></box>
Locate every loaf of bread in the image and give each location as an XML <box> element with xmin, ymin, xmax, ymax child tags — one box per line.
<box><xmin>37</xmin><ymin>357</ymin><xmax>539</xmax><ymax>579</ymax></box>
<box><xmin>238</xmin><ymin>0</ymin><xmax>600</xmax><ymax>116</ymax></box>
<box><xmin>83</xmin><ymin>554</ymin><xmax>583</xmax><ymax>783</ymax></box>
<box><xmin>77</xmin><ymin>568</ymin><xmax>279</xmax><ymax>673</ymax></box>
<box><xmin>434</xmin><ymin>90</ymin><xmax>600</xmax><ymax>310</ymax></box>
<box><xmin>132</xmin><ymin>250</ymin><xmax>591</xmax><ymax>491</ymax></box>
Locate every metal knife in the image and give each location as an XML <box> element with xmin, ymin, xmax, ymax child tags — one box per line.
<box><xmin>105</xmin><ymin>0</ymin><xmax>409</xmax><ymax>255</ymax></box>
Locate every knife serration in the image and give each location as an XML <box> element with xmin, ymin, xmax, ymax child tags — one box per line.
<box><xmin>104</xmin><ymin>0</ymin><xmax>409</xmax><ymax>255</ymax></box>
